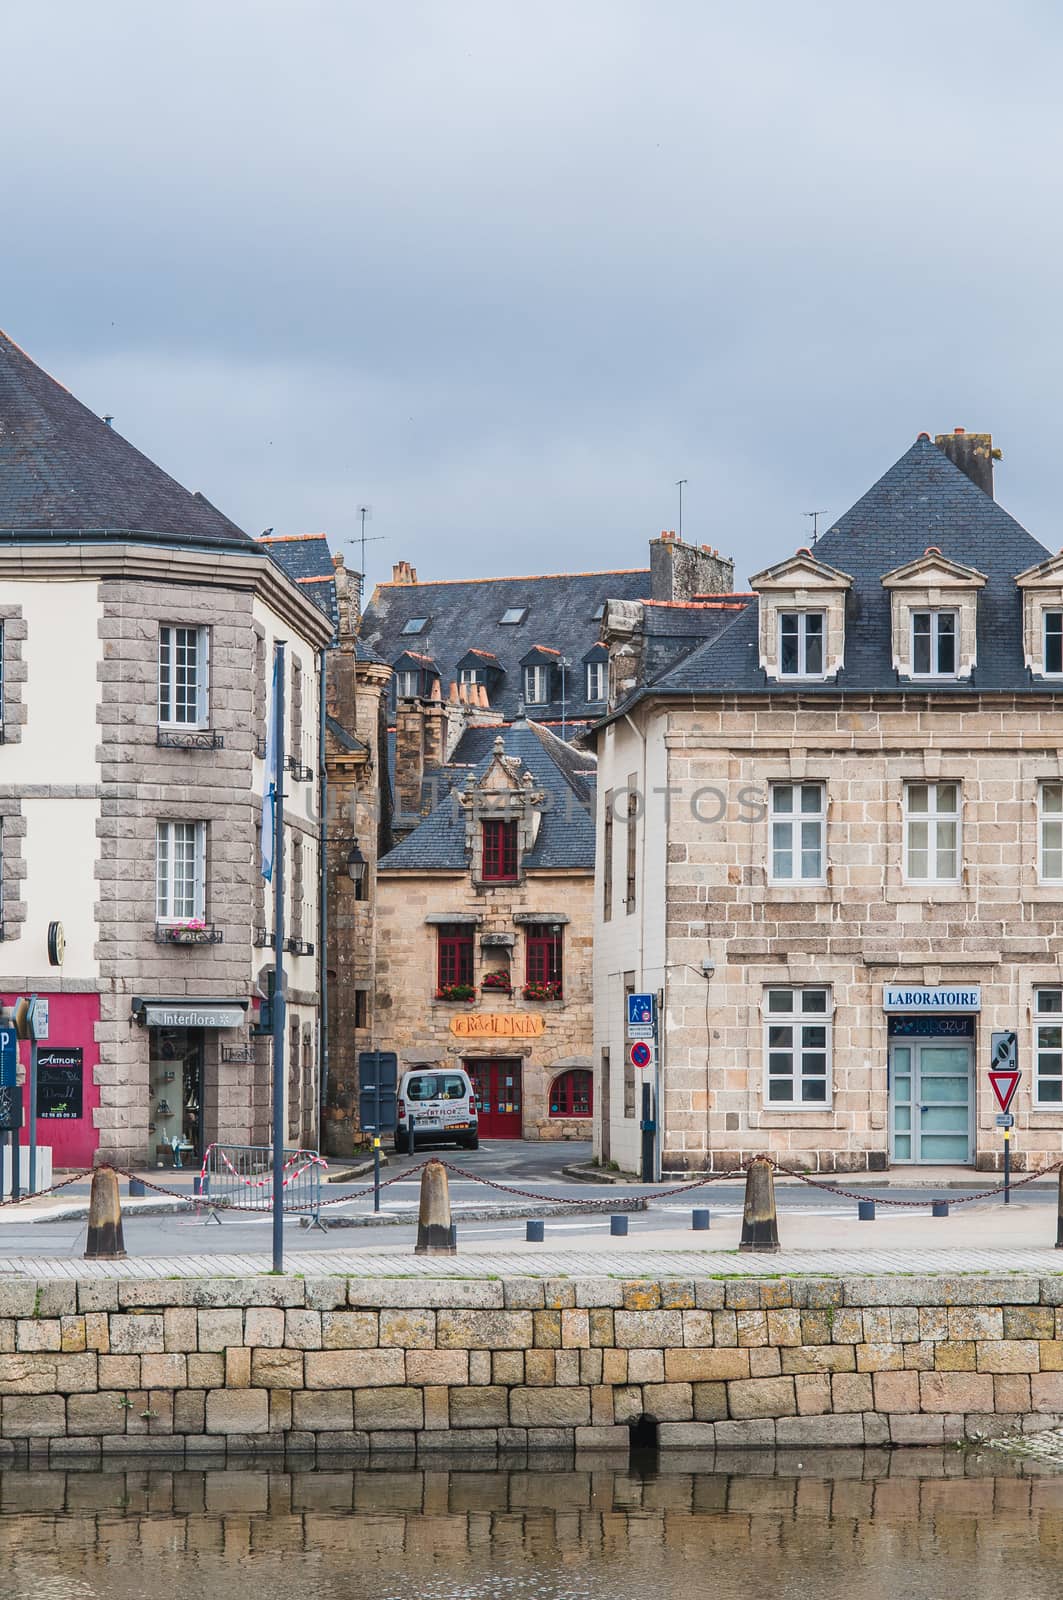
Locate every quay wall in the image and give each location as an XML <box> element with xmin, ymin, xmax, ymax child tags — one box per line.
<box><xmin>0</xmin><ymin>1274</ymin><xmax>1062</xmax><ymax>1457</ymax></box>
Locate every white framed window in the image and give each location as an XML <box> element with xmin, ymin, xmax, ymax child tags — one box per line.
<box><xmin>158</xmin><ymin>625</ymin><xmax>208</xmax><ymax>726</ymax></box>
<box><xmin>770</xmin><ymin>783</ymin><xmax>825</xmax><ymax>882</ymax></box>
<box><xmin>459</xmin><ymin>667</ymin><xmax>483</xmax><ymax>687</ymax></box>
<box><xmin>778</xmin><ymin>612</ymin><xmax>825</xmax><ymax>677</ymax></box>
<box><xmin>1044</xmin><ymin>611</ymin><xmax>1063</xmax><ymax>676</ymax></box>
<box><xmin>1035</xmin><ymin>988</ymin><xmax>1063</xmax><ymax>1105</ymax></box>
<box><xmin>904</xmin><ymin>781</ymin><xmax>960</xmax><ymax>883</ymax></box>
<box><xmin>524</xmin><ymin>664</ymin><xmax>550</xmax><ymax>705</ymax></box>
<box><xmin>1041</xmin><ymin>784</ymin><xmax>1063</xmax><ymax>883</ymax></box>
<box><xmin>156</xmin><ymin>821</ymin><xmax>206</xmax><ymax>922</ymax></box>
<box><xmin>394</xmin><ymin>669</ymin><xmax>420</xmax><ymax>699</ymax></box>
<box><xmin>585</xmin><ymin>661</ymin><xmax>606</xmax><ymax>702</ymax></box>
<box><xmin>910</xmin><ymin>610</ymin><xmax>958</xmax><ymax>677</ymax></box>
<box><xmin>763</xmin><ymin>987</ymin><xmax>831</xmax><ymax>1105</ymax></box>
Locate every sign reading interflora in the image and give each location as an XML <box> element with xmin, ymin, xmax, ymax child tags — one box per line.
<box><xmin>883</xmin><ymin>985</ymin><xmax>982</xmax><ymax>1013</ymax></box>
<box><xmin>449</xmin><ymin>1013</ymin><xmax>545</xmax><ymax>1039</ymax></box>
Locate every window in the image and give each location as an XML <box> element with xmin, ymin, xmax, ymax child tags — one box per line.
<box><xmin>407</xmin><ymin>1072</ymin><xmax>469</xmax><ymax>1101</ymax></box>
<box><xmin>1045</xmin><ymin>611</ymin><xmax>1063</xmax><ymax>675</ymax></box>
<box><xmin>585</xmin><ymin>661</ymin><xmax>606</xmax><ymax>702</ymax></box>
<box><xmin>401</xmin><ymin>617</ymin><xmax>428</xmax><ymax>635</ymax></box>
<box><xmin>437</xmin><ymin>923</ymin><xmax>474</xmax><ymax>989</ymax></box>
<box><xmin>1042</xmin><ymin>784</ymin><xmax>1063</xmax><ymax>882</ymax></box>
<box><xmin>459</xmin><ymin>667</ymin><xmax>483</xmax><ymax>687</ymax></box>
<box><xmin>904</xmin><ymin>782</ymin><xmax>960</xmax><ymax>882</ymax></box>
<box><xmin>603</xmin><ymin>788</ymin><xmax>614</xmax><ymax>921</ymax></box>
<box><xmin>625</xmin><ymin>774</ymin><xmax>637</xmax><ymax>914</ymax></box>
<box><xmin>1036</xmin><ymin>988</ymin><xmax>1063</xmax><ymax>1104</ymax></box>
<box><xmin>911</xmin><ymin>610</ymin><xmax>958</xmax><ymax>677</ymax></box>
<box><xmin>353</xmin><ymin>989</ymin><xmax>369</xmax><ymax>1029</ymax></box>
<box><xmin>550</xmin><ymin>1069</ymin><xmax>592</xmax><ymax>1117</ymax></box>
<box><xmin>770</xmin><ymin>783</ymin><xmax>825</xmax><ymax>882</ymax></box>
<box><xmin>779</xmin><ymin>612</ymin><xmax>824</xmax><ymax>677</ymax></box>
<box><xmin>764</xmin><ymin>987</ymin><xmax>831</xmax><ymax>1104</ymax></box>
<box><xmin>156</xmin><ymin>821</ymin><xmax>206</xmax><ymax>921</ymax></box>
<box><xmin>395</xmin><ymin>670</ymin><xmax>420</xmax><ymax>699</ymax></box>
<box><xmin>158</xmin><ymin>626</ymin><xmax>208</xmax><ymax>726</ymax></box>
<box><xmin>499</xmin><ymin>607</ymin><xmax>527</xmax><ymax>625</ymax></box>
<box><xmin>524</xmin><ymin>664</ymin><xmax>551</xmax><ymax>704</ymax></box>
<box><xmin>526</xmin><ymin>924</ymin><xmax>563</xmax><ymax>995</ymax></box>
<box><xmin>482</xmin><ymin>819</ymin><xmax>518</xmax><ymax>882</ymax></box>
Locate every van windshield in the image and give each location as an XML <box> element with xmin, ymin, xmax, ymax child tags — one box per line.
<box><xmin>407</xmin><ymin>1075</ymin><xmax>467</xmax><ymax>1102</ymax></box>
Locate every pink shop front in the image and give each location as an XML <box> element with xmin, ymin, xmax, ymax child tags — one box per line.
<box><xmin>0</xmin><ymin>991</ymin><xmax>101</xmax><ymax>1171</ymax></box>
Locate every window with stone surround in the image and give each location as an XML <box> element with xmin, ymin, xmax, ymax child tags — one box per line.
<box><xmin>910</xmin><ymin>609</ymin><xmax>958</xmax><ymax>678</ymax></box>
<box><xmin>1040</xmin><ymin>784</ymin><xmax>1063</xmax><ymax>882</ymax></box>
<box><xmin>1045</xmin><ymin>611</ymin><xmax>1063</xmax><ymax>676</ymax></box>
<box><xmin>549</xmin><ymin>1069</ymin><xmax>592</xmax><ymax>1117</ymax></box>
<box><xmin>156</xmin><ymin>821</ymin><xmax>206</xmax><ymax>921</ymax></box>
<box><xmin>1035</xmin><ymin>988</ymin><xmax>1063</xmax><ymax>1104</ymax></box>
<box><xmin>525</xmin><ymin>924</ymin><xmax>563</xmax><ymax>997</ymax></box>
<box><xmin>437</xmin><ymin>924</ymin><xmax>474</xmax><ymax>990</ymax></box>
<box><xmin>770</xmin><ymin>783</ymin><xmax>825</xmax><ymax>882</ymax></box>
<box><xmin>158</xmin><ymin>625</ymin><xmax>209</xmax><ymax>726</ymax></box>
<box><xmin>481</xmin><ymin>819</ymin><xmax>518</xmax><ymax>883</ymax></box>
<box><xmin>778</xmin><ymin>611</ymin><xmax>825</xmax><ymax>678</ymax></box>
<box><xmin>904</xmin><ymin>782</ymin><xmax>960</xmax><ymax>883</ymax></box>
<box><xmin>763</xmin><ymin>986</ymin><xmax>832</xmax><ymax>1105</ymax></box>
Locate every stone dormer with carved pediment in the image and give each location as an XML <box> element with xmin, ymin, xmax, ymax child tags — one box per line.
<box><xmin>1015</xmin><ymin>551</ymin><xmax>1063</xmax><ymax>679</ymax></box>
<box><xmin>458</xmin><ymin>733</ymin><xmax>546</xmax><ymax>887</ymax></box>
<box><xmin>750</xmin><ymin>549</ymin><xmax>853</xmax><ymax>681</ymax></box>
<box><xmin>881</xmin><ymin>548</ymin><xmax>986</xmax><ymax>681</ymax></box>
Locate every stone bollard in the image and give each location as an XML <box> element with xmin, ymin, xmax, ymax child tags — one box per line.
<box><xmin>739</xmin><ymin>1157</ymin><xmax>780</xmax><ymax>1253</ymax></box>
<box><xmin>84</xmin><ymin>1166</ymin><xmax>126</xmax><ymax>1259</ymax></box>
<box><xmin>415</xmin><ymin>1159</ymin><xmax>456</xmax><ymax>1255</ymax></box>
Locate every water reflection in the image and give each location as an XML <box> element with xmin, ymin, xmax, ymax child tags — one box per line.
<box><xmin>2</xmin><ymin>1453</ymin><xmax>1063</xmax><ymax>1600</ymax></box>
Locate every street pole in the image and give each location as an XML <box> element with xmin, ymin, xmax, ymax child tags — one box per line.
<box><xmin>1003</xmin><ymin>1124</ymin><xmax>1011</xmax><ymax>1205</ymax></box>
<box><xmin>271</xmin><ymin>643</ymin><xmax>288</xmax><ymax>1273</ymax></box>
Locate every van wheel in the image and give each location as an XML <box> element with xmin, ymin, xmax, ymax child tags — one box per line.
<box><xmin>461</xmin><ymin>1135</ymin><xmax>479</xmax><ymax>1151</ymax></box>
<box><xmin>394</xmin><ymin>1130</ymin><xmax>408</xmax><ymax>1155</ymax></box>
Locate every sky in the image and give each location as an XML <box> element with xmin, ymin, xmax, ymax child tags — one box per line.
<box><xmin>3</xmin><ymin>1</ymin><xmax>1062</xmax><ymax>591</ymax></box>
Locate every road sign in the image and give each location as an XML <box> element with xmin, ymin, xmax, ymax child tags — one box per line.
<box><xmin>991</xmin><ymin>1031</ymin><xmax>1017</xmax><ymax>1069</ymax></box>
<box><xmin>0</xmin><ymin>1028</ymin><xmax>16</xmax><ymax>1089</ymax></box>
<box><xmin>995</xmin><ymin>1113</ymin><xmax>1015</xmax><ymax>1129</ymax></box>
<box><xmin>627</xmin><ymin>994</ymin><xmax>655</xmax><ymax>1029</ymax></box>
<box><xmin>33</xmin><ymin>999</ymin><xmax>48</xmax><ymax>1041</ymax></box>
<box><xmin>988</xmin><ymin>1068</ymin><xmax>1021</xmax><ymax>1114</ymax></box>
<box><xmin>629</xmin><ymin>1040</ymin><xmax>654</xmax><ymax>1070</ymax></box>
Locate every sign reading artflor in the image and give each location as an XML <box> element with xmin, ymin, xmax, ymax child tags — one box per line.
<box><xmin>449</xmin><ymin>1013</ymin><xmax>546</xmax><ymax>1039</ymax></box>
<box><xmin>883</xmin><ymin>985</ymin><xmax>982</xmax><ymax>1013</ymax></box>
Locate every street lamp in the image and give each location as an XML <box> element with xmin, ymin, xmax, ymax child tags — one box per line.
<box><xmin>345</xmin><ymin>841</ymin><xmax>367</xmax><ymax>888</ymax></box>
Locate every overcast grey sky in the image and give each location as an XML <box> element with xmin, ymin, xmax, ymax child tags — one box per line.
<box><xmin>3</xmin><ymin>1</ymin><xmax>1061</xmax><ymax>588</ymax></box>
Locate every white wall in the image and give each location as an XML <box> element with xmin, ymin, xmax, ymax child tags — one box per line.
<box><xmin>252</xmin><ymin>596</ymin><xmax>321</xmax><ymax>829</ymax></box>
<box><xmin>8</xmin><ymin>797</ymin><xmax>100</xmax><ymax>982</ymax></box>
<box><xmin>4</xmin><ymin>580</ymin><xmax>101</xmax><ymax>783</ymax></box>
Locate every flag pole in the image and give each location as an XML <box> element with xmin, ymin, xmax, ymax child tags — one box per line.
<box><xmin>271</xmin><ymin>642</ymin><xmax>287</xmax><ymax>1272</ymax></box>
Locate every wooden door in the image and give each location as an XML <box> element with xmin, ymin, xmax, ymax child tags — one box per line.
<box><xmin>466</xmin><ymin>1058</ymin><xmax>524</xmax><ymax>1138</ymax></box>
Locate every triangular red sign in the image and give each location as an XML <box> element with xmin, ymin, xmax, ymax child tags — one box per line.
<box><xmin>988</xmin><ymin>1069</ymin><xmax>1021</xmax><ymax>1113</ymax></box>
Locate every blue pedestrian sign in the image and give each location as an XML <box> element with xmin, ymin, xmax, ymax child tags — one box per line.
<box><xmin>0</xmin><ymin>1027</ymin><xmax>18</xmax><ymax>1088</ymax></box>
<box><xmin>628</xmin><ymin>994</ymin><xmax>655</xmax><ymax>1028</ymax></box>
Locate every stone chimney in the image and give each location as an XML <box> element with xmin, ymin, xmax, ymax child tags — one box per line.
<box><xmin>650</xmin><ymin>531</ymin><xmax>735</xmax><ymax>601</ymax></box>
<box><xmin>394</xmin><ymin>701</ymin><xmax>426</xmax><ymax>821</ymax></box>
<box><xmin>392</xmin><ymin>560</ymin><xmax>418</xmax><ymax>585</ymax></box>
<box><xmin>332</xmin><ymin>552</ymin><xmax>362</xmax><ymax>643</ymax></box>
<box><xmin>934</xmin><ymin>429</ymin><xmax>999</xmax><ymax>499</ymax></box>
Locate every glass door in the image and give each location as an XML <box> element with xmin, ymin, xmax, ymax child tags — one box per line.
<box><xmin>890</xmin><ymin>1038</ymin><xmax>972</xmax><ymax>1163</ymax></box>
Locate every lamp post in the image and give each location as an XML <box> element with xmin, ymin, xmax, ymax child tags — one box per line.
<box><xmin>345</xmin><ymin>841</ymin><xmax>367</xmax><ymax>890</ymax></box>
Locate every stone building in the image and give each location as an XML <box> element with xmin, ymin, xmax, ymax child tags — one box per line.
<box><xmin>0</xmin><ymin>330</ymin><xmax>332</xmax><ymax>1168</ymax></box>
<box><xmin>592</xmin><ymin>429</ymin><xmax>1063</xmax><ymax>1174</ymax></box>
<box><xmin>374</xmin><ymin>715</ymin><xmax>597</xmax><ymax>1140</ymax></box>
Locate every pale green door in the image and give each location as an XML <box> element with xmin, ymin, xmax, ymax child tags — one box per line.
<box><xmin>890</xmin><ymin>1040</ymin><xmax>973</xmax><ymax>1164</ymax></box>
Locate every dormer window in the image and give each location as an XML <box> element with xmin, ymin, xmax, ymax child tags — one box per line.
<box><xmin>395</xmin><ymin>669</ymin><xmax>420</xmax><ymax>699</ymax></box>
<box><xmin>911</xmin><ymin>610</ymin><xmax>958</xmax><ymax>677</ymax></box>
<box><xmin>482</xmin><ymin>819</ymin><xmax>518</xmax><ymax>882</ymax></box>
<box><xmin>1045</xmin><ymin>611</ymin><xmax>1063</xmax><ymax>675</ymax></box>
<box><xmin>779</xmin><ymin>612</ymin><xmax>825</xmax><ymax>678</ymax></box>
<box><xmin>585</xmin><ymin>660</ymin><xmax>606</xmax><ymax>701</ymax></box>
<box><xmin>524</xmin><ymin>664</ymin><xmax>551</xmax><ymax>704</ymax></box>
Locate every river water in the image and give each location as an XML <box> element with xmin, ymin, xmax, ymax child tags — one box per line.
<box><xmin>2</xmin><ymin>1451</ymin><xmax>1062</xmax><ymax>1600</ymax></box>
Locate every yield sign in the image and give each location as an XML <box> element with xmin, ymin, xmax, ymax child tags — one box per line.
<box><xmin>988</xmin><ymin>1069</ymin><xmax>1021</xmax><ymax>1114</ymax></box>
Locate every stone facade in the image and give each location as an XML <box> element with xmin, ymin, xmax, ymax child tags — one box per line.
<box><xmin>0</xmin><ymin>1274</ymin><xmax>1060</xmax><ymax>1455</ymax></box>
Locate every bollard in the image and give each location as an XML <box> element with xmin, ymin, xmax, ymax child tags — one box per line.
<box><xmin>858</xmin><ymin>1200</ymin><xmax>875</xmax><ymax>1222</ymax></box>
<box><xmin>739</xmin><ymin>1157</ymin><xmax>780</xmax><ymax>1253</ymax></box>
<box><xmin>932</xmin><ymin>1200</ymin><xmax>949</xmax><ymax>1218</ymax></box>
<box><xmin>610</xmin><ymin>1214</ymin><xmax>628</xmax><ymax>1237</ymax></box>
<box><xmin>692</xmin><ymin>1208</ymin><xmax>711</xmax><ymax>1231</ymax></box>
<box><xmin>193</xmin><ymin>1174</ymin><xmax>205</xmax><ymax>1197</ymax></box>
<box><xmin>84</xmin><ymin>1166</ymin><xmax>126</xmax><ymax>1259</ymax></box>
<box><xmin>415</xmin><ymin>1159</ymin><xmax>456</xmax><ymax>1255</ymax></box>
<box><xmin>526</xmin><ymin>1219</ymin><xmax>545</xmax><ymax>1242</ymax></box>
<box><xmin>128</xmin><ymin>1178</ymin><xmax>146</xmax><ymax>1198</ymax></box>
<box><xmin>1056</xmin><ymin>1170</ymin><xmax>1063</xmax><ymax>1249</ymax></box>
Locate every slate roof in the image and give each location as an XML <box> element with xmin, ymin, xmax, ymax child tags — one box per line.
<box><xmin>325</xmin><ymin>713</ymin><xmax>368</xmax><ymax>756</ymax></box>
<box><xmin>0</xmin><ymin>330</ymin><xmax>255</xmax><ymax>551</ymax></box>
<box><xmin>260</xmin><ymin>532</ymin><xmax>339</xmax><ymax>632</ymax></box>
<box><xmin>645</xmin><ymin>436</ymin><xmax>1053</xmax><ymax>700</ymax></box>
<box><xmin>378</xmin><ymin>720</ymin><xmax>597</xmax><ymax>872</ymax></box>
<box><xmin>362</xmin><ymin>566</ymin><xmax>653</xmax><ymax>723</ymax></box>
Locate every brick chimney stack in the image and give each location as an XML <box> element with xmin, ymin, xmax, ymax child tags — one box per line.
<box><xmin>650</xmin><ymin>531</ymin><xmax>735</xmax><ymax>602</ymax></box>
<box><xmin>933</xmin><ymin>429</ymin><xmax>999</xmax><ymax>499</ymax></box>
<box><xmin>392</xmin><ymin>560</ymin><xmax>418</xmax><ymax>585</ymax></box>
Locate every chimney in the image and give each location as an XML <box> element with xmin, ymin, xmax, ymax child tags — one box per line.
<box><xmin>332</xmin><ymin>552</ymin><xmax>362</xmax><ymax>643</ymax></box>
<box><xmin>423</xmin><ymin>697</ymin><xmax>445</xmax><ymax>769</ymax></box>
<box><xmin>394</xmin><ymin>701</ymin><xmax>426</xmax><ymax>822</ymax></box>
<box><xmin>933</xmin><ymin>429</ymin><xmax>998</xmax><ymax>499</ymax></box>
<box><xmin>392</xmin><ymin>560</ymin><xmax>418</xmax><ymax>585</ymax></box>
<box><xmin>650</xmin><ymin>531</ymin><xmax>735</xmax><ymax>602</ymax></box>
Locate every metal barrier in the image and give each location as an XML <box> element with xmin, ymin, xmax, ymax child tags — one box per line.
<box><xmin>198</xmin><ymin>1143</ymin><xmax>326</xmax><ymax>1227</ymax></box>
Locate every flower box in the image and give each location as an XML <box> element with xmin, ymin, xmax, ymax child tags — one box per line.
<box><xmin>480</xmin><ymin>972</ymin><xmax>512</xmax><ymax>993</ymax></box>
<box><xmin>155</xmin><ymin>922</ymin><xmax>223</xmax><ymax>946</ymax></box>
<box><xmin>435</xmin><ymin>984</ymin><xmax>476</xmax><ymax>1002</ymax></box>
<box><xmin>523</xmin><ymin>981</ymin><xmax>563</xmax><ymax>1002</ymax></box>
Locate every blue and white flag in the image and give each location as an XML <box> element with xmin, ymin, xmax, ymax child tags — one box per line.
<box><xmin>261</xmin><ymin>650</ymin><xmax>281</xmax><ymax>881</ymax></box>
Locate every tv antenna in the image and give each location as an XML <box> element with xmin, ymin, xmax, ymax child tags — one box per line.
<box><xmin>803</xmin><ymin>509</ymin><xmax>828</xmax><ymax>546</ymax></box>
<box><xmin>676</xmin><ymin>479</ymin><xmax>688</xmax><ymax>540</ymax></box>
<box><xmin>340</xmin><ymin>506</ymin><xmax>387</xmax><ymax>593</ymax></box>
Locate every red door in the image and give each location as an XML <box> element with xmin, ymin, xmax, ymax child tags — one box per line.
<box><xmin>466</xmin><ymin>1058</ymin><xmax>523</xmax><ymax>1138</ymax></box>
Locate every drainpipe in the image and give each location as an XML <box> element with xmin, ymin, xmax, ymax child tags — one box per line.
<box><xmin>317</xmin><ymin>646</ymin><xmax>329</xmax><ymax>1140</ymax></box>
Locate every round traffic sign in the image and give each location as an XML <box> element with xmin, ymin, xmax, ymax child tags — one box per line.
<box><xmin>629</xmin><ymin>1041</ymin><xmax>652</xmax><ymax>1069</ymax></box>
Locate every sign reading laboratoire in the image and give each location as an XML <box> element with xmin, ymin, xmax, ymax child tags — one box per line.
<box><xmin>36</xmin><ymin>1048</ymin><xmax>83</xmax><ymax>1120</ymax></box>
<box><xmin>141</xmin><ymin>1005</ymin><xmax>245</xmax><ymax>1029</ymax></box>
<box><xmin>449</xmin><ymin>1013</ymin><xmax>545</xmax><ymax>1039</ymax></box>
<box><xmin>883</xmin><ymin>986</ymin><xmax>982</xmax><ymax>1013</ymax></box>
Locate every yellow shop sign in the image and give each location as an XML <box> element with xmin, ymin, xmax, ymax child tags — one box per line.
<box><xmin>449</xmin><ymin>1013</ymin><xmax>545</xmax><ymax>1039</ymax></box>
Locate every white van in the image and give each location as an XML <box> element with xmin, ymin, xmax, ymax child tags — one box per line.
<box><xmin>394</xmin><ymin>1068</ymin><xmax>479</xmax><ymax>1153</ymax></box>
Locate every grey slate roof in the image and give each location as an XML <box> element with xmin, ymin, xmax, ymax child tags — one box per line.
<box><xmin>647</xmin><ymin>436</ymin><xmax>1053</xmax><ymax>699</ymax></box>
<box><xmin>378</xmin><ymin>720</ymin><xmax>596</xmax><ymax>872</ymax></box>
<box><xmin>362</xmin><ymin>566</ymin><xmax>653</xmax><ymax>723</ymax></box>
<box><xmin>325</xmin><ymin>713</ymin><xmax>368</xmax><ymax>756</ymax></box>
<box><xmin>0</xmin><ymin>330</ymin><xmax>255</xmax><ymax>551</ymax></box>
<box><xmin>260</xmin><ymin>533</ymin><xmax>339</xmax><ymax>633</ymax></box>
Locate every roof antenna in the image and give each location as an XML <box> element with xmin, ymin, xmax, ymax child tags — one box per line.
<box><xmin>340</xmin><ymin>505</ymin><xmax>387</xmax><ymax>609</ymax></box>
<box><xmin>803</xmin><ymin>509</ymin><xmax>828</xmax><ymax>546</ymax></box>
<box><xmin>675</xmin><ymin>479</ymin><xmax>688</xmax><ymax>540</ymax></box>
